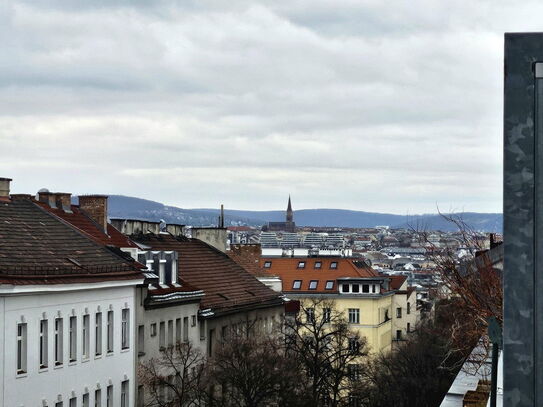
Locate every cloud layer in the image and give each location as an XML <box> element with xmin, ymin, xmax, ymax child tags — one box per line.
<box><xmin>1</xmin><ymin>0</ymin><xmax>531</xmax><ymax>213</ymax></box>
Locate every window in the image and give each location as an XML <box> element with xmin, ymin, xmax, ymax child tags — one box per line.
<box><xmin>348</xmin><ymin>364</ymin><xmax>362</xmax><ymax>380</ymax></box>
<box><xmin>264</xmin><ymin>261</ymin><xmax>272</xmax><ymax>268</ymax></box>
<box><xmin>175</xmin><ymin>318</ymin><xmax>182</xmax><ymax>344</ymax></box>
<box><xmin>106</xmin><ymin>385</ymin><xmax>113</xmax><ymax>407</ymax></box>
<box><xmin>138</xmin><ymin>325</ymin><xmax>145</xmax><ymax>356</ymax></box>
<box><xmin>384</xmin><ymin>309</ymin><xmax>390</xmax><ymax>322</ymax></box>
<box><xmin>407</xmin><ymin>323</ymin><xmax>411</xmax><ymax>333</ymax></box>
<box><xmin>69</xmin><ymin>316</ymin><xmax>77</xmax><ymax>362</ymax></box>
<box><xmin>348</xmin><ymin>338</ymin><xmax>360</xmax><ymax>353</ymax></box>
<box><xmin>407</xmin><ymin>302</ymin><xmax>411</xmax><ymax>315</ymax></box>
<box><xmin>138</xmin><ymin>386</ymin><xmax>144</xmax><ymax>407</ymax></box>
<box><xmin>341</xmin><ymin>284</ymin><xmax>350</xmax><ymax>293</ymax></box>
<box><xmin>107</xmin><ymin>311</ymin><xmax>114</xmax><ymax>353</ymax></box>
<box><xmin>308</xmin><ymin>280</ymin><xmax>318</xmax><ymax>290</ymax></box>
<box><xmin>292</xmin><ymin>280</ymin><xmax>302</xmax><ymax>289</ymax></box>
<box><xmin>121</xmin><ymin>380</ymin><xmax>129</xmax><ymax>407</ymax></box>
<box><xmin>348</xmin><ymin>308</ymin><xmax>360</xmax><ymax>324</ymax></box>
<box><xmin>83</xmin><ymin>314</ymin><xmax>90</xmax><ymax>359</ymax></box>
<box><xmin>17</xmin><ymin>322</ymin><xmax>27</xmax><ymax>374</ymax></box>
<box><xmin>83</xmin><ymin>393</ymin><xmax>89</xmax><ymax>407</ymax></box>
<box><xmin>305</xmin><ymin>308</ymin><xmax>315</xmax><ymax>323</ymax></box>
<box><xmin>314</xmin><ymin>261</ymin><xmax>322</xmax><ymax>269</ymax></box>
<box><xmin>95</xmin><ymin>389</ymin><xmax>101</xmax><ymax>407</ymax></box>
<box><xmin>69</xmin><ymin>397</ymin><xmax>76</xmax><ymax>407</ymax></box>
<box><xmin>199</xmin><ymin>320</ymin><xmax>206</xmax><ymax>340</ymax></box>
<box><xmin>40</xmin><ymin>319</ymin><xmax>48</xmax><ymax>368</ymax></box>
<box><xmin>323</xmin><ymin>308</ymin><xmax>331</xmax><ymax>323</ymax></box>
<box><xmin>191</xmin><ymin>315</ymin><xmax>196</xmax><ymax>327</ymax></box>
<box><xmin>159</xmin><ymin>322</ymin><xmax>166</xmax><ymax>349</ymax></box>
<box><xmin>55</xmin><ymin>318</ymin><xmax>63</xmax><ymax>365</ymax></box>
<box><xmin>208</xmin><ymin>328</ymin><xmax>215</xmax><ymax>357</ymax></box>
<box><xmin>121</xmin><ymin>308</ymin><xmax>130</xmax><ymax>350</ymax></box>
<box><xmin>297</xmin><ymin>261</ymin><xmax>306</xmax><ymax>269</ymax></box>
<box><xmin>150</xmin><ymin>323</ymin><xmax>157</xmax><ymax>337</ymax></box>
<box><xmin>396</xmin><ymin>307</ymin><xmax>402</xmax><ymax>318</ymax></box>
<box><xmin>351</xmin><ymin>284</ymin><xmax>360</xmax><ymax>293</ymax></box>
<box><xmin>396</xmin><ymin>330</ymin><xmax>402</xmax><ymax>340</ymax></box>
<box><xmin>95</xmin><ymin>312</ymin><xmax>102</xmax><ymax>356</ymax></box>
<box><xmin>330</xmin><ymin>262</ymin><xmax>338</xmax><ymax>269</ymax></box>
<box><xmin>159</xmin><ymin>259</ymin><xmax>166</xmax><ymax>285</ymax></box>
<box><xmin>168</xmin><ymin>320</ymin><xmax>174</xmax><ymax>347</ymax></box>
<box><xmin>56</xmin><ymin>402</ymin><xmax>64</xmax><ymax>407</ymax></box>
<box><xmin>325</xmin><ymin>280</ymin><xmax>334</xmax><ymax>290</ymax></box>
<box><xmin>372</xmin><ymin>284</ymin><xmax>377</xmax><ymax>293</ymax></box>
<box><xmin>362</xmin><ymin>284</ymin><xmax>370</xmax><ymax>293</ymax></box>
<box><xmin>183</xmin><ymin>317</ymin><xmax>189</xmax><ymax>342</ymax></box>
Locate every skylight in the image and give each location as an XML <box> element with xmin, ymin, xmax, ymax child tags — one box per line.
<box><xmin>292</xmin><ymin>280</ymin><xmax>302</xmax><ymax>289</ymax></box>
<box><xmin>309</xmin><ymin>280</ymin><xmax>318</xmax><ymax>290</ymax></box>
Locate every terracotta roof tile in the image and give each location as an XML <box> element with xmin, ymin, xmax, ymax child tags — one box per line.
<box><xmin>0</xmin><ymin>199</ymin><xmax>143</xmax><ymax>285</ymax></box>
<box><xmin>260</xmin><ymin>257</ymin><xmax>379</xmax><ymax>294</ymax></box>
<box><xmin>130</xmin><ymin>234</ymin><xmax>283</xmax><ymax>313</ymax></box>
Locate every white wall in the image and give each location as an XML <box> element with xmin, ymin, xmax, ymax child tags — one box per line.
<box><xmin>1</xmin><ymin>284</ymin><xmax>138</xmax><ymax>407</ymax></box>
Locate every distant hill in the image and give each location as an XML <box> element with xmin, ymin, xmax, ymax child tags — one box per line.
<box><xmin>74</xmin><ymin>195</ymin><xmax>503</xmax><ymax>232</ymax></box>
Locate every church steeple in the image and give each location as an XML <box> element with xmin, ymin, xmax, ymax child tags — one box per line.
<box><xmin>286</xmin><ymin>195</ymin><xmax>293</xmax><ymax>222</ymax></box>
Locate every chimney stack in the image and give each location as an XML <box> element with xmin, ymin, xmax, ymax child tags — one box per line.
<box><xmin>220</xmin><ymin>204</ymin><xmax>224</xmax><ymax>228</ymax></box>
<box><xmin>78</xmin><ymin>195</ymin><xmax>108</xmax><ymax>232</ymax></box>
<box><xmin>0</xmin><ymin>177</ymin><xmax>12</xmax><ymax>198</ymax></box>
<box><xmin>55</xmin><ymin>193</ymin><xmax>72</xmax><ymax>212</ymax></box>
<box><xmin>38</xmin><ymin>191</ymin><xmax>57</xmax><ymax>208</ymax></box>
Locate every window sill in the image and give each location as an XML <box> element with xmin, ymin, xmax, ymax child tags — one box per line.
<box><xmin>106</xmin><ymin>352</ymin><xmax>114</xmax><ymax>357</ymax></box>
<box><xmin>95</xmin><ymin>354</ymin><xmax>102</xmax><ymax>360</ymax></box>
<box><xmin>54</xmin><ymin>364</ymin><xmax>63</xmax><ymax>370</ymax></box>
<box><xmin>138</xmin><ymin>351</ymin><xmax>146</xmax><ymax>357</ymax></box>
<box><xmin>39</xmin><ymin>367</ymin><xmax>49</xmax><ymax>373</ymax></box>
<box><xmin>82</xmin><ymin>357</ymin><xmax>90</xmax><ymax>363</ymax></box>
<box><xmin>16</xmin><ymin>372</ymin><xmax>27</xmax><ymax>378</ymax></box>
<box><xmin>68</xmin><ymin>361</ymin><xmax>77</xmax><ymax>366</ymax></box>
<box><xmin>121</xmin><ymin>348</ymin><xmax>130</xmax><ymax>353</ymax></box>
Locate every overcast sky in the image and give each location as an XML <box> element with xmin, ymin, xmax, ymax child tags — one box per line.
<box><xmin>2</xmin><ymin>1</ymin><xmax>539</xmax><ymax>214</ymax></box>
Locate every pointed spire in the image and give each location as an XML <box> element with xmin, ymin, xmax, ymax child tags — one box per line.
<box><xmin>286</xmin><ymin>195</ymin><xmax>293</xmax><ymax>222</ymax></box>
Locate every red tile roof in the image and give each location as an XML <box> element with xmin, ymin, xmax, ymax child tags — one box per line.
<box><xmin>388</xmin><ymin>275</ymin><xmax>408</xmax><ymax>290</ymax></box>
<box><xmin>0</xmin><ymin>199</ymin><xmax>144</xmax><ymax>285</ymax></box>
<box><xmin>130</xmin><ymin>234</ymin><xmax>283</xmax><ymax>314</ymax></box>
<box><xmin>35</xmin><ymin>201</ymin><xmax>138</xmax><ymax>249</ymax></box>
<box><xmin>260</xmin><ymin>257</ymin><xmax>379</xmax><ymax>294</ymax></box>
<box><xmin>227</xmin><ymin>244</ymin><xmax>274</xmax><ymax>278</ymax></box>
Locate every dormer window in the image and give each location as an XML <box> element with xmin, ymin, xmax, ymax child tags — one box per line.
<box><xmin>330</xmin><ymin>262</ymin><xmax>338</xmax><ymax>269</ymax></box>
<box><xmin>308</xmin><ymin>280</ymin><xmax>318</xmax><ymax>290</ymax></box>
<box><xmin>352</xmin><ymin>284</ymin><xmax>360</xmax><ymax>293</ymax></box>
<box><xmin>297</xmin><ymin>261</ymin><xmax>306</xmax><ymax>269</ymax></box>
<box><xmin>341</xmin><ymin>284</ymin><xmax>350</xmax><ymax>293</ymax></box>
<box><xmin>362</xmin><ymin>285</ymin><xmax>370</xmax><ymax>293</ymax></box>
<box><xmin>325</xmin><ymin>280</ymin><xmax>334</xmax><ymax>290</ymax></box>
<box><xmin>264</xmin><ymin>261</ymin><xmax>272</xmax><ymax>268</ymax></box>
<box><xmin>292</xmin><ymin>280</ymin><xmax>302</xmax><ymax>289</ymax></box>
<box><xmin>314</xmin><ymin>261</ymin><xmax>322</xmax><ymax>269</ymax></box>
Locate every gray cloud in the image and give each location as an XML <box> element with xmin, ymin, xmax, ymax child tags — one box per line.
<box><xmin>0</xmin><ymin>0</ymin><xmax>520</xmax><ymax>213</ymax></box>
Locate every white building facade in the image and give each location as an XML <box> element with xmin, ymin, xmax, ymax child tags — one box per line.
<box><xmin>0</xmin><ymin>283</ymin><xmax>141</xmax><ymax>407</ymax></box>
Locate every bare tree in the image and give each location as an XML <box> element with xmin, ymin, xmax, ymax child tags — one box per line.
<box><xmin>412</xmin><ymin>212</ymin><xmax>503</xmax><ymax>370</ymax></box>
<box><xmin>354</xmin><ymin>318</ymin><xmax>465</xmax><ymax>407</ymax></box>
<box><xmin>138</xmin><ymin>341</ymin><xmax>208</xmax><ymax>406</ymax></box>
<box><xmin>284</xmin><ymin>298</ymin><xmax>368</xmax><ymax>407</ymax></box>
<box><xmin>208</xmin><ymin>323</ymin><xmax>305</xmax><ymax>407</ymax></box>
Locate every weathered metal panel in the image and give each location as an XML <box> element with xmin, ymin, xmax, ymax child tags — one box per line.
<box><xmin>504</xmin><ymin>33</ymin><xmax>543</xmax><ymax>406</ymax></box>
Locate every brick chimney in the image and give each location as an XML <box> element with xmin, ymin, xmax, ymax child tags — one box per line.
<box><xmin>38</xmin><ymin>191</ymin><xmax>57</xmax><ymax>208</ymax></box>
<box><xmin>0</xmin><ymin>177</ymin><xmax>12</xmax><ymax>198</ymax></box>
<box><xmin>55</xmin><ymin>193</ymin><xmax>72</xmax><ymax>212</ymax></box>
<box><xmin>79</xmin><ymin>195</ymin><xmax>108</xmax><ymax>232</ymax></box>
